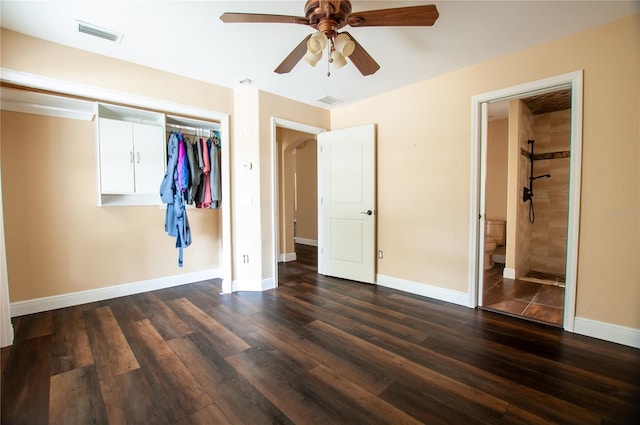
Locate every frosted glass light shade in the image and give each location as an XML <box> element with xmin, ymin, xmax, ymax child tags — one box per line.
<box><xmin>307</xmin><ymin>31</ymin><xmax>327</xmax><ymax>54</ymax></box>
<box><xmin>304</xmin><ymin>50</ymin><xmax>323</xmax><ymax>67</ymax></box>
<box><xmin>334</xmin><ymin>33</ymin><xmax>355</xmax><ymax>57</ymax></box>
<box><xmin>330</xmin><ymin>50</ymin><xmax>347</xmax><ymax>68</ymax></box>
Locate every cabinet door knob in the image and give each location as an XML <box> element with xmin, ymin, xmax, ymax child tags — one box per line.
<box><xmin>129</xmin><ymin>151</ymin><xmax>133</xmax><ymax>163</ymax></box>
<box><xmin>136</xmin><ymin>152</ymin><xmax>141</xmax><ymax>164</ymax></box>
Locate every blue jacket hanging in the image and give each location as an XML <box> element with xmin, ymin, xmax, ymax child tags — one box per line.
<box><xmin>160</xmin><ymin>132</ymin><xmax>191</xmax><ymax>267</ymax></box>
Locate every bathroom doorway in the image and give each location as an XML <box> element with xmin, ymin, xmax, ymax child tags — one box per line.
<box><xmin>470</xmin><ymin>72</ymin><xmax>583</xmax><ymax>331</ymax></box>
<box><xmin>482</xmin><ymin>90</ymin><xmax>571</xmax><ymax>326</ymax></box>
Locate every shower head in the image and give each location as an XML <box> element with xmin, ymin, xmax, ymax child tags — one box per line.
<box><xmin>530</xmin><ymin>174</ymin><xmax>551</xmax><ymax>180</ymax></box>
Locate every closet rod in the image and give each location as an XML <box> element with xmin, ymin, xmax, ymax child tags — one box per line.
<box><xmin>166</xmin><ymin>123</ymin><xmax>218</xmax><ymax>136</ymax></box>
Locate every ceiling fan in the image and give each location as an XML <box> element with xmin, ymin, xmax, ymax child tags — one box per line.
<box><xmin>220</xmin><ymin>0</ymin><xmax>439</xmax><ymax>76</ymax></box>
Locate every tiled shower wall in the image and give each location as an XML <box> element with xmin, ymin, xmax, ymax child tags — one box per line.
<box><xmin>529</xmin><ymin>109</ymin><xmax>571</xmax><ymax>276</ymax></box>
<box><xmin>515</xmin><ymin>101</ymin><xmax>534</xmax><ymax>277</ymax></box>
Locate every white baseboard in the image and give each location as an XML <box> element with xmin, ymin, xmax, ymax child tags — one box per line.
<box><xmin>279</xmin><ymin>252</ymin><xmax>297</xmax><ymax>262</ymax></box>
<box><xmin>231</xmin><ymin>277</ymin><xmax>276</xmax><ymax>292</ymax></box>
<box><xmin>294</xmin><ymin>237</ymin><xmax>318</xmax><ymax>246</ymax></box>
<box><xmin>377</xmin><ymin>274</ymin><xmax>469</xmax><ymax>307</ymax></box>
<box><xmin>573</xmin><ymin>317</ymin><xmax>640</xmax><ymax>349</ymax></box>
<box><xmin>503</xmin><ymin>268</ymin><xmax>516</xmax><ymax>279</ymax></box>
<box><xmin>10</xmin><ymin>268</ymin><xmax>221</xmax><ymax>317</ymax></box>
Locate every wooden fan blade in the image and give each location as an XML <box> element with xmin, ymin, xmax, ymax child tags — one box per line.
<box><xmin>347</xmin><ymin>5</ymin><xmax>439</xmax><ymax>27</ymax></box>
<box><xmin>343</xmin><ymin>33</ymin><xmax>380</xmax><ymax>76</ymax></box>
<box><xmin>274</xmin><ymin>34</ymin><xmax>312</xmax><ymax>74</ymax></box>
<box><xmin>220</xmin><ymin>12</ymin><xmax>309</xmax><ymax>25</ymax></box>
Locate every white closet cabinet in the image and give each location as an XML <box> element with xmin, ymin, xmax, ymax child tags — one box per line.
<box><xmin>96</xmin><ymin>104</ymin><xmax>165</xmax><ymax>206</ymax></box>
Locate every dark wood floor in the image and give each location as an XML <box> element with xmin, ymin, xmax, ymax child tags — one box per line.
<box><xmin>2</xmin><ymin>244</ymin><xmax>639</xmax><ymax>424</ymax></box>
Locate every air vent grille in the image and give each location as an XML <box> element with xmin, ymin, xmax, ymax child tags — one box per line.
<box><xmin>317</xmin><ymin>95</ymin><xmax>341</xmax><ymax>105</ymax></box>
<box><xmin>77</xmin><ymin>21</ymin><xmax>123</xmax><ymax>43</ymax></box>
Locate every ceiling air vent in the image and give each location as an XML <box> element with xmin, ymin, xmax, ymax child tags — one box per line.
<box><xmin>77</xmin><ymin>21</ymin><xmax>123</xmax><ymax>43</ymax></box>
<box><xmin>317</xmin><ymin>95</ymin><xmax>341</xmax><ymax>106</ymax></box>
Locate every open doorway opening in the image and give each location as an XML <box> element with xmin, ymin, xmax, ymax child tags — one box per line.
<box><xmin>482</xmin><ymin>89</ymin><xmax>572</xmax><ymax>326</ymax></box>
<box><xmin>470</xmin><ymin>71</ymin><xmax>583</xmax><ymax>332</ymax></box>
<box><xmin>276</xmin><ymin>127</ymin><xmax>318</xmax><ymax>265</ymax></box>
<box><xmin>271</xmin><ymin>118</ymin><xmax>326</xmax><ymax>286</ymax></box>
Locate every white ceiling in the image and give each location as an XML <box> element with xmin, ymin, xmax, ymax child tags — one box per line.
<box><xmin>1</xmin><ymin>1</ymin><xmax>638</xmax><ymax>110</ymax></box>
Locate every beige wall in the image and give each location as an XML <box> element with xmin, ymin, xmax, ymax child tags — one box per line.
<box><xmin>258</xmin><ymin>92</ymin><xmax>329</xmax><ymax>278</ymax></box>
<box><xmin>485</xmin><ymin>119</ymin><xmax>508</xmax><ymax>221</ymax></box>
<box><xmin>331</xmin><ymin>15</ymin><xmax>639</xmax><ymax>329</ymax></box>
<box><xmin>295</xmin><ymin>139</ymin><xmax>318</xmax><ymax>242</ymax></box>
<box><xmin>1</xmin><ymin>111</ymin><xmax>220</xmax><ymax>301</ymax></box>
<box><xmin>0</xmin><ymin>30</ymin><xmax>232</xmax><ymax>113</ymax></box>
<box><xmin>0</xmin><ymin>30</ymin><xmax>233</xmax><ymax>302</ymax></box>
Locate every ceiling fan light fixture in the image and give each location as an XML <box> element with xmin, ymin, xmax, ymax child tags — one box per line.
<box><xmin>307</xmin><ymin>31</ymin><xmax>326</xmax><ymax>54</ymax></box>
<box><xmin>330</xmin><ymin>50</ymin><xmax>347</xmax><ymax>69</ymax></box>
<box><xmin>304</xmin><ymin>50</ymin><xmax>323</xmax><ymax>67</ymax></box>
<box><xmin>334</xmin><ymin>33</ymin><xmax>355</xmax><ymax>57</ymax></box>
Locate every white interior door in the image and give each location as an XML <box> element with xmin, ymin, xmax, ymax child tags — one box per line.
<box><xmin>318</xmin><ymin>124</ymin><xmax>376</xmax><ymax>284</ymax></box>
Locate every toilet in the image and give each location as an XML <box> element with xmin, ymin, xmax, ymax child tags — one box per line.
<box><xmin>484</xmin><ymin>219</ymin><xmax>506</xmax><ymax>270</ymax></box>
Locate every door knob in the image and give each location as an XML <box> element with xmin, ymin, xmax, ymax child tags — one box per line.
<box><xmin>361</xmin><ymin>210</ymin><xmax>373</xmax><ymax>216</ymax></box>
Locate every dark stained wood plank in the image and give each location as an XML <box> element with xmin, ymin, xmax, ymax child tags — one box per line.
<box><xmin>380</xmin><ymin>377</ymin><xmax>492</xmax><ymax>425</ymax></box>
<box><xmin>1</xmin><ymin>345</ymin><xmax>11</xmax><ymax>376</ymax></box>
<box><xmin>83</xmin><ymin>306</ymin><xmax>139</xmax><ymax>379</ymax></box>
<box><xmin>226</xmin><ymin>346</ymin><xmax>341</xmax><ymax>424</ymax></box>
<box><xmin>207</xmin><ymin>375</ymin><xmax>295</xmax><ymax>425</ymax></box>
<box><xmin>13</xmin><ymin>310</ymin><xmax>53</xmax><ymax>341</ymax></box>
<box><xmin>99</xmin><ymin>369</ymin><xmax>171</xmax><ymax>425</ymax></box>
<box><xmin>265</xmin><ymin>286</ymin><xmax>362</xmax><ymax>332</ymax></box>
<box><xmin>350</xmin><ymin>321</ymin><xmax>608</xmax><ymax>424</ymax></box>
<box><xmin>420</xmin><ymin>328</ymin><xmax>615</xmax><ymax>423</ymax></box>
<box><xmin>51</xmin><ymin>306</ymin><xmax>94</xmax><ymax>375</ymax></box>
<box><xmin>176</xmin><ymin>403</ymin><xmax>233</xmax><ymax>425</ymax></box>
<box><xmin>167</xmin><ymin>333</ymin><xmax>293</xmax><ymax>424</ymax></box>
<box><xmin>1</xmin><ymin>335</ymin><xmax>51</xmax><ymax>424</ymax></box>
<box><xmin>169</xmin><ymin>297</ymin><xmax>250</xmax><ymax>357</ymax></box>
<box><xmin>307</xmin><ymin>363</ymin><xmax>424</xmax><ymax>425</ymax></box>
<box><xmin>193</xmin><ymin>301</ymin><xmax>320</xmax><ymax>371</ymax></box>
<box><xmin>49</xmin><ymin>364</ymin><xmax>109</xmax><ymax>425</ymax></box>
<box><xmin>307</xmin><ymin>319</ymin><xmax>511</xmax><ymax>419</ymax></box>
<box><xmin>140</xmin><ymin>291</ymin><xmax>192</xmax><ymax>340</ymax></box>
<box><xmin>125</xmin><ymin>319</ymin><xmax>212</xmax><ymax>422</ymax></box>
<box><xmin>294</xmin><ymin>283</ymin><xmax>429</xmax><ymax>343</ymax></box>
<box><xmin>167</xmin><ymin>332</ymin><xmax>238</xmax><ymax>387</ymax></box>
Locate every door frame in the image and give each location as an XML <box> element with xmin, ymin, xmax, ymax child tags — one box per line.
<box><xmin>270</xmin><ymin>117</ymin><xmax>326</xmax><ymax>287</ymax></box>
<box><xmin>468</xmin><ymin>70</ymin><xmax>583</xmax><ymax>332</ymax></box>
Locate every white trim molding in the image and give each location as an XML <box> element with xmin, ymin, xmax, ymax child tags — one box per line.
<box><xmin>0</xmin><ymin>167</ymin><xmax>14</xmax><ymax>347</ymax></box>
<box><xmin>294</xmin><ymin>237</ymin><xmax>318</xmax><ymax>246</ymax></box>
<box><xmin>574</xmin><ymin>317</ymin><xmax>640</xmax><ymax>349</ymax></box>
<box><xmin>280</xmin><ymin>252</ymin><xmax>297</xmax><ymax>262</ymax></box>
<box><xmin>10</xmin><ymin>269</ymin><xmax>221</xmax><ymax>317</ymax></box>
<box><xmin>231</xmin><ymin>278</ymin><xmax>276</xmax><ymax>292</ymax></box>
<box><xmin>377</xmin><ymin>274</ymin><xmax>469</xmax><ymax>307</ymax></box>
<box><xmin>502</xmin><ymin>268</ymin><xmax>516</xmax><ymax>279</ymax></box>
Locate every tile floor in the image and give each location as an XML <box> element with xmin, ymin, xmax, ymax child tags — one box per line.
<box><xmin>482</xmin><ymin>265</ymin><xmax>565</xmax><ymax>326</ymax></box>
